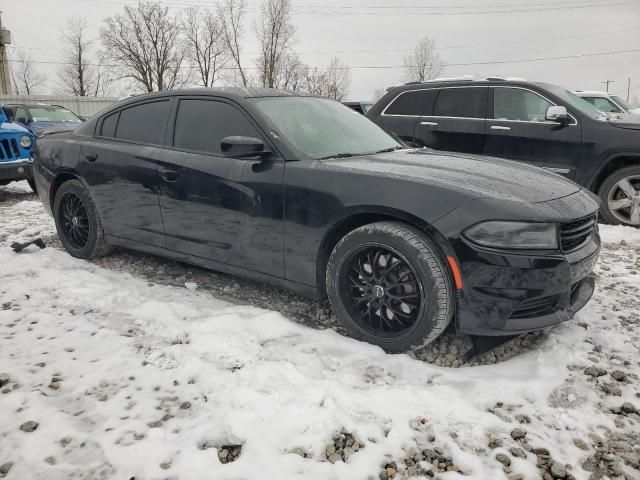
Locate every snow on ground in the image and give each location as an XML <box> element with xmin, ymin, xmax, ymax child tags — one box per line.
<box><xmin>0</xmin><ymin>181</ymin><xmax>639</xmax><ymax>480</ymax></box>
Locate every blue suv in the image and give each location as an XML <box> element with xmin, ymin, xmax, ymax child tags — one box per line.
<box><xmin>0</xmin><ymin>107</ymin><xmax>36</xmax><ymax>190</ymax></box>
<box><xmin>3</xmin><ymin>103</ymin><xmax>83</xmax><ymax>136</ymax></box>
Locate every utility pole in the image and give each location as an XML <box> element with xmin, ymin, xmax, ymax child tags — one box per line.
<box><xmin>0</xmin><ymin>13</ymin><xmax>14</xmax><ymax>95</ymax></box>
<box><xmin>601</xmin><ymin>79</ymin><xmax>615</xmax><ymax>92</ymax></box>
<box><xmin>627</xmin><ymin>78</ymin><xmax>631</xmax><ymax>102</ymax></box>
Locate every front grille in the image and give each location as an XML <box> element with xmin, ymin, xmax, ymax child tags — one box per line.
<box><xmin>0</xmin><ymin>138</ymin><xmax>20</xmax><ymax>161</ymax></box>
<box><xmin>509</xmin><ymin>294</ymin><xmax>557</xmax><ymax>319</ymax></box>
<box><xmin>559</xmin><ymin>214</ymin><xmax>597</xmax><ymax>252</ymax></box>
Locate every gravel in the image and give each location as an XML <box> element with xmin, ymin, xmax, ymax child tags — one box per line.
<box><xmin>217</xmin><ymin>444</ymin><xmax>242</xmax><ymax>464</ymax></box>
<box><xmin>19</xmin><ymin>421</ymin><xmax>38</xmax><ymax>433</ymax></box>
<box><xmin>323</xmin><ymin>430</ymin><xmax>363</xmax><ymax>464</ymax></box>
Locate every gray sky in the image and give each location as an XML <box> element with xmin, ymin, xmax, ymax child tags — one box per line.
<box><xmin>2</xmin><ymin>0</ymin><xmax>640</xmax><ymax>102</ymax></box>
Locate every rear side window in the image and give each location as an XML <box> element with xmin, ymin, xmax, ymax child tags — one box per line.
<box><xmin>114</xmin><ymin>100</ymin><xmax>170</xmax><ymax>145</ymax></box>
<box><xmin>100</xmin><ymin>112</ymin><xmax>119</xmax><ymax>137</ymax></box>
<box><xmin>173</xmin><ymin>99</ymin><xmax>261</xmax><ymax>155</ymax></box>
<box><xmin>384</xmin><ymin>90</ymin><xmax>436</xmax><ymax>116</ymax></box>
<box><xmin>433</xmin><ymin>88</ymin><xmax>487</xmax><ymax>118</ymax></box>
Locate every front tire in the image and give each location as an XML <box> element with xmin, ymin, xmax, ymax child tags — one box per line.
<box><xmin>598</xmin><ymin>166</ymin><xmax>640</xmax><ymax>226</ymax></box>
<box><xmin>53</xmin><ymin>179</ymin><xmax>111</xmax><ymax>259</ymax></box>
<box><xmin>326</xmin><ymin>222</ymin><xmax>454</xmax><ymax>353</ymax></box>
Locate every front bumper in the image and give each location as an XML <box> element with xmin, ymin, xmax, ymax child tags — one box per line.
<box><xmin>0</xmin><ymin>159</ymin><xmax>33</xmax><ymax>182</ymax></box>
<box><xmin>455</xmin><ymin>234</ymin><xmax>600</xmax><ymax>336</ymax></box>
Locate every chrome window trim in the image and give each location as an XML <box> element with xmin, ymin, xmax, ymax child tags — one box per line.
<box><xmin>381</xmin><ymin>84</ymin><xmax>578</xmax><ymax>126</ymax></box>
<box><xmin>491</xmin><ymin>85</ymin><xmax>578</xmax><ymax>126</ymax></box>
<box><xmin>381</xmin><ymin>85</ymin><xmax>488</xmax><ymax>119</ymax></box>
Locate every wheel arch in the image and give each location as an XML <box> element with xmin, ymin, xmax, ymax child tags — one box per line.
<box><xmin>589</xmin><ymin>153</ymin><xmax>640</xmax><ymax>194</ymax></box>
<box><xmin>49</xmin><ymin>171</ymin><xmax>83</xmax><ymax>209</ymax></box>
<box><xmin>315</xmin><ymin>206</ymin><xmax>455</xmax><ymax>295</ymax></box>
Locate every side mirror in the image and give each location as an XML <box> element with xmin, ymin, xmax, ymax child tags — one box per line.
<box><xmin>545</xmin><ymin>105</ymin><xmax>571</xmax><ymax>124</ymax></box>
<box><xmin>221</xmin><ymin>136</ymin><xmax>270</xmax><ymax>158</ymax></box>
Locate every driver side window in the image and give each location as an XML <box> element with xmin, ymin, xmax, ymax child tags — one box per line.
<box><xmin>493</xmin><ymin>88</ymin><xmax>553</xmax><ymax>122</ymax></box>
<box><xmin>173</xmin><ymin>99</ymin><xmax>262</xmax><ymax>155</ymax></box>
<box><xmin>15</xmin><ymin>107</ymin><xmax>29</xmax><ymax>123</ymax></box>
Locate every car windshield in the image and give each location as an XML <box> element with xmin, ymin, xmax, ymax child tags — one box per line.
<box><xmin>543</xmin><ymin>85</ymin><xmax>606</xmax><ymax>119</ymax></box>
<box><xmin>29</xmin><ymin>106</ymin><xmax>82</xmax><ymax>123</ymax></box>
<box><xmin>251</xmin><ymin>97</ymin><xmax>401</xmax><ymax>159</ymax></box>
<box><xmin>611</xmin><ymin>95</ymin><xmax>633</xmax><ymax>111</ymax></box>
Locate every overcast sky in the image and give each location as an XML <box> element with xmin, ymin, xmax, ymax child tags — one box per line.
<box><xmin>2</xmin><ymin>0</ymin><xmax>640</xmax><ymax>102</ymax></box>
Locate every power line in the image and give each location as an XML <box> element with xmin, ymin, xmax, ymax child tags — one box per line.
<box><xmin>14</xmin><ymin>27</ymin><xmax>640</xmax><ymax>55</ymax></box>
<box><xmin>80</xmin><ymin>0</ymin><xmax>640</xmax><ymax>16</ymax></box>
<box><xmin>7</xmin><ymin>47</ymin><xmax>640</xmax><ymax>70</ymax></box>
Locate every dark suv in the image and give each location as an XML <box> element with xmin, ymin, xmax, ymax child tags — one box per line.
<box><xmin>367</xmin><ymin>78</ymin><xmax>640</xmax><ymax>226</ymax></box>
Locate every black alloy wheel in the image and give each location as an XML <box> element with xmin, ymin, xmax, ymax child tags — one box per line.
<box><xmin>326</xmin><ymin>222</ymin><xmax>454</xmax><ymax>353</ymax></box>
<box><xmin>339</xmin><ymin>244</ymin><xmax>424</xmax><ymax>337</ymax></box>
<box><xmin>59</xmin><ymin>192</ymin><xmax>91</xmax><ymax>249</ymax></box>
<box><xmin>53</xmin><ymin>179</ymin><xmax>112</xmax><ymax>259</ymax></box>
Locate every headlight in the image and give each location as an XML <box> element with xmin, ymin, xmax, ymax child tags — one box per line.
<box><xmin>463</xmin><ymin>221</ymin><xmax>558</xmax><ymax>249</ymax></box>
<box><xmin>20</xmin><ymin>135</ymin><xmax>33</xmax><ymax>148</ymax></box>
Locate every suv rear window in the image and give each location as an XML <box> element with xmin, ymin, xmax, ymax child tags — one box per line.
<box><xmin>384</xmin><ymin>90</ymin><xmax>436</xmax><ymax>116</ymax></box>
<box><xmin>433</xmin><ymin>88</ymin><xmax>487</xmax><ymax>118</ymax></box>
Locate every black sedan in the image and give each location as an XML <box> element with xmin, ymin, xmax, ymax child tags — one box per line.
<box><xmin>32</xmin><ymin>87</ymin><xmax>600</xmax><ymax>353</ymax></box>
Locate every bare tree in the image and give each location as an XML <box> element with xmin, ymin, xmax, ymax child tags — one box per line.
<box><xmin>100</xmin><ymin>1</ymin><xmax>187</xmax><ymax>92</ymax></box>
<box><xmin>255</xmin><ymin>0</ymin><xmax>296</xmax><ymax>88</ymax></box>
<box><xmin>218</xmin><ymin>0</ymin><xmax>249</xmax><ymax>86</ymax></box>
<box><xmin>276</xmin><ymin>52</ymin><xmax>306</xmax><ymax>91</ymax></box>
<box><xmin>403</xmin><ymin>35</ymin><xmax>445</xmax><ymax>82</ymax></box>
<box><xmin>183</xmin><ymin>8</ymin><xmax>228</xmax><ymax>87</ymax></box>
<box><xmin>57</xmin><ymin>17</ymin><xmax>99</xmax><ymax>96</ymax></box>
<box><xmin>323</xmin><ymin>57</ymin><xmax>350</xmax><ymax>101</ymax></box>
<box><xmin>303</xmin><ymin>57</ymin><xmax>350</xmax><ymax>100</ymax></box>
<box><xmin>632</xmin><ymin>95</ymin><xmax>640</xmax><ymax>108</ymax></box>
<box><xmin>11</xmin><ymin>51</ymin><xmax>45</xmax><ymax>95</ymax></box>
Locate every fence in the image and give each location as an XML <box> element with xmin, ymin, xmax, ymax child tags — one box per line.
<box><xmin>0</xmin><ymin>95</ymin><xmax>119</xmax><ymax>118</ymax></box>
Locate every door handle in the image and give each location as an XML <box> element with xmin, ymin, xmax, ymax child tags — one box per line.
<box><xmin>490</xmin><ymin>125</ymin><xmax>511</xmax><ymax>131</ymax></box>
<box><xmin>420</xmin><ymin>121</ymin><xmax>438</xmax><ymax>126</ymax></box>
<box><xmin>85</xmin><ymin>152</ymin><xmax>98</xmax><ymax>162</ymax></box>
<box><xmin>159</xmin><ymin>168</ymin><xmax>179</xmax><ymax>182</ymax></box>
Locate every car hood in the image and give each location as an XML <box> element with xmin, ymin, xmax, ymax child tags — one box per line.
<box><xmin>605</xmin><ymin>113</ymin><xmax>640</xmax><ymax>130</ymax></box>
<box><xmin>320</xmin><ymin>149</ymin><xmax>582</xmax><ymax>203</ymax></box>
<box><xmin>0</xmin><ymin>121</ymin><xmax>31</xmax><ymax>135</ymax></box>
<box><xmin>28</xmin><ymin>121</ymin><xmax>82</xmax><ymax>134</ymax></box>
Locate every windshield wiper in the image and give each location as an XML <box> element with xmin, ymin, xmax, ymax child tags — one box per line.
<box><xmin>317</xmin><ymin>152</ymin><xmax>359</xmax><ymax>160</ymax></box>
<box><xmin>373</xmin><ymin>146</ymin><xmax>405</xmax><ymax>154</ymax></box>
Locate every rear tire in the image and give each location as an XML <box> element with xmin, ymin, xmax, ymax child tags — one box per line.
<box><xmin>598</xmin><ymin>166</ymin><xmax>640</xmax><ymax>226</ymax></box>
<box><xmin>326</xmin><ymin>222</ymin><xmax>454</xmax><ymax>353</ymax></box>
<box><xmin>53</xmin><ymin>179</ymin><xmax>112</xmax><ymax>259</ymax></box>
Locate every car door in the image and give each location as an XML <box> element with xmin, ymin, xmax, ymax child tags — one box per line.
<box><xmin>158</xmin><ymin>97</ymin><xmax>284</xmax><ymax>278</ymax></box>
<box><xmin>376</xmin><ymin>89</ymin><xmax>434</xmax><ymax>143</ymax></box>
<box><xmin>485</xmin><ymin>86</ymin><xmax>582</xmax><ymax>178</ymax></box>
<box><xmin>413</xmin><ymin>86</ymin><xmax>488</xmax><ymax>154</ymax></box>
<box><xmin>79</xmin><ymin>99</ymin><xmax>169</xmax><ymax>247</ymax></box>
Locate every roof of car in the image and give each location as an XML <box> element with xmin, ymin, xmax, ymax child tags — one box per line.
<box><xmin>123</xmin><ymin>87</ymin><xmax>314</xmax><ymax>101</ymax></box>
<box><xmin>5</xmin><ymin>103</ymin><xmax>69</xmax><ymax>109</ymax></box>
<box><xmin>386</xmin><ymin>77</ymin><xmax>556</xmax><ymax>93</ymax></box>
